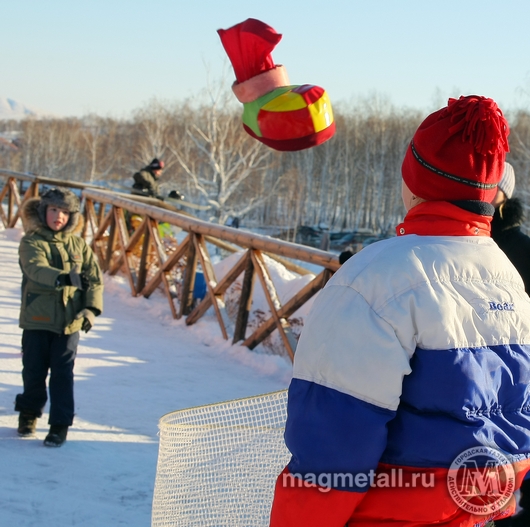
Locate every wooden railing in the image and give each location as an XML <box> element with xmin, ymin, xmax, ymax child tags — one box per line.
<box><xmin>0</xmin><ymin>170</ymin><xmax>340</xmax><ymax>360</ymax></box>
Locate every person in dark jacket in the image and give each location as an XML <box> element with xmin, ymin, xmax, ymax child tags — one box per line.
<box><xmin>491</xmin><ymin>162</ymin><xmax>530</xmax><ymax>293</ymax></box>
<box><xmin>338</xmin><ymin>246</ymin><xmax>355</xmax><ymax>265</ymax></box>
<box><xmin>132</xmin><ymin>158</ymin><xmax>165</xmax><ymax>200</ymax></box>
<box><xmin>491</xmin><ymin>163</ymin><xmax>530</xmax><ymax>527</ymax></box>
<box><xmin>16</xmin><ymin>188</ymin><xmax>104</xmax><ymax>447</ymax></box>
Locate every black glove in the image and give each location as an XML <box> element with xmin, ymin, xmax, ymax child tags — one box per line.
<box><xmin>80</xmin><ymin>272</ymin><xmax>90</xmax><ymax>290</ymax></box>
<box><xmin>75</xmin><ymin>308</ymin><xmax>96</xmax><ymax>333</ymax></box>
<box><xmin>168</xmin><ymin>190</ymin><xmax>184</xmax><ymax>200</ymax></box>
<box><xmin>57</xmin><ymin>268</ymin><xmax>85</xmax><ymax>290</ymax></box>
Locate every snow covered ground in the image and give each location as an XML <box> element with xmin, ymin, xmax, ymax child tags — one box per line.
<box><xmin>0</xmin><ymin>226</ymin><xmax>292</xmax><ymax>526</ymax></box>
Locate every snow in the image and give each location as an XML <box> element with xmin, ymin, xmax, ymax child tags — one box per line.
<box><xmin>0</xmin><ymin>97</ymin><xmax>40</xmax><ymax>120</ymax></box>
<box><xmin>0</xmin><ymin>226</ymin><xmax>292</xmax><ymax>526</ymax></box>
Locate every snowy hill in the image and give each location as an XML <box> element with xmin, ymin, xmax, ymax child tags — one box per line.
<box><xmin>0</xmin><ymin>97</ymin><xmax>40</xmax><ymax>120</ymax></box>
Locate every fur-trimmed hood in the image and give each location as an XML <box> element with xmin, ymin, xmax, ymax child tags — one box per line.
<box><xmin>20</xmin><ymin>197</ymin><xmax>83</xmax><ymax>235</ymax></box>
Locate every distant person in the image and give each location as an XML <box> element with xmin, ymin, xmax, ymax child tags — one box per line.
<box><xmin>15</xmin><ymin>188</ymin><xmax>104</xmax><ymax>447</ymax></box>
<box><xmin>132</xmin><ymin>158</ymin><xmax>165</xmax><ymax>200</ymax></box>
<box><xmin>491</xmin><ymin>163</ymin><xmax>530</xmax><ymax>527</ymax></box>
<box><xmin>491</xmin><ymin>162</ymin><xmax>530</xmax><ymax>293</ymax></box>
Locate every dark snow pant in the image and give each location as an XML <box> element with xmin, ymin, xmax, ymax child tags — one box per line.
<box><xmin>15</xmin><ymin>329</ymin><xmax>79</xmax><ymax>426</ymax></box>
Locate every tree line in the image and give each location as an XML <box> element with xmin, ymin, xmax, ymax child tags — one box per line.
<box><xmin>2</xmin><ymin>91</ymin><xmax>530</xmax><ymax>238</ymax></box>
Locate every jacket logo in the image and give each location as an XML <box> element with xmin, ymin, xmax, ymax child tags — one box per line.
<box><xmin>469</xmin><ymin>298</ymin><xmax>515</xmax><ymax>319</ymax></box>
<box><xmin>489</xmin><ymin>301</ymin><xmax>515</xmax><ymax>312</ymax></box>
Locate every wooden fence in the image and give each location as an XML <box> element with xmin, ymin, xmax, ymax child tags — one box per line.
<box><xmin>0</xmin><ymin>169</ymin><xmax>340</xmax><ymax>361</ymax></box>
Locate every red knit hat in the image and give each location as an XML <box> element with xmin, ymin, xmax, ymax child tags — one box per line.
<box><xmin>401</xmin><ymin>95</ymin><xmax>510</xmax><ymax>202</ymax></box>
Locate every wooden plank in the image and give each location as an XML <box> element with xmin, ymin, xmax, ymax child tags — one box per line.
<box><xmin>84</xmin><ymin>199</ymin><xmax>98</xmax><ymax>251</ymax></box>
<box><xmin>85</xmin><ymin>199</ymin><xmax>107</xmax><ymax>265</ymax></box>
<box><xmin>232</xmin><ymin>252</ymin><xmax>255</xmax><ymax>344</ymax></box>
<box><xmin>193</xmin><ymin>234</ymin><xmax>229</xmax><ymax>340</ymax></box>
<box><xmin>148</xmin><ymin>218</ymin><xmax>168</xmax><ymax>264</ymax></box>
<box><xmin>242</xmin><ymin>269</ymin><xmax>332</xmax><ymax>358</ymax></box>
<box><xmin>85</xmin><ymin>199</ymin><xmax>98</xmax><ymax>236</ymax></box>
<box><xmin>8</xmin><ymin>180</ymin><xmax>36</xmax><ymax>228</ymax></box>
<box><xmin>136</xmin><ymin>222</ymin><xmax>152</xmax><ymax>293</ymax></box>
<box><xmin>146</xmin><ymin>218</ymin><xmax>178</xmax><ymax>319</ymax></box>
<box><xmin>113</xmin><ymin>207</ymin><xmax>137</xmax><ymax>295</ymax></box>
<box><xmin>93</xmin><ymin>208</ymin><xmax>113</xmax><ymax>242</ymax></box>
<box><xmin>186</xmin><ymin>249</ymin><xmax>249</xmax><ymax>326</ymax></box>
<box><xmin>139</xmin><ymin>234</ymin><xmax>190</xmax><ymax>299</ymax></box>
<box><xmin>97</xmin><ymin>202</ymin><xmax>106</xmax><ymax>225</ymax></box>
<box><xmin>104</xmin><ymin>211</ymin><xmax>117</xmax><ymax>273</ymax></box>
<box><xmin>108</xmin><ymin>217</ymin><xmax>148</xmax><ymax>276</ymax></box>
<box><xmin>179</xmin><ymin>234</ymin><xmax>197</xmax><ymax>317</ymax></box>
<box><xmin>0</xmin><ymin>182</ymin><xmax>8</xmax><ymax>227</ymax></box>
<box><xmin>203</xmin><ymin>235</ymin><xmax>313</xmax><ymax>277</ymax></box>
<box><xmin>7</xmin><ymin>178</ymin><xmax>20</xmax><ymax>227</ymax></box>
<box><xmin>90</xmin><ymin>204</ymin><xmax>114</xmax><ymax>268</ymax></box>
<box><xmin>0</xmin><ymin>179</ymin><xmax>10</xmax><ymax>203</ymax></box>
<box><xmin>249</xmin><ymin>250</ymin><xmax>296</xmax><ymax>361</ymax></box>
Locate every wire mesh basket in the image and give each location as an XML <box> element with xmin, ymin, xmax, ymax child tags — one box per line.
<box><xmin>151</xmin><ymin>389</ymin><xmax>290</xmax><ymax>527</ymax></box>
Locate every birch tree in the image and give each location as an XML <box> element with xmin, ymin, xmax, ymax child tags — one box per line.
<box><xmin>168</xmin><ymin>87</ymin><xmax>279</xmax><ymax>224</ymax></box>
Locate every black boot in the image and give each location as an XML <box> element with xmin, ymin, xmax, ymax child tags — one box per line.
<box><xmin>43</xmin><ymin>425</ymin><xmax>68</xmax><ymax>447</ymax></box>
<box><xmin>17</xmin><ymin>410</ymin><xmax>37</xmax><ymax>437</ymax></box>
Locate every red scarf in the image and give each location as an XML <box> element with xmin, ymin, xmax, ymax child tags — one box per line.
<box><xmin>396</xmin><ymin>202</ymin><xmax>492</xmax><ymax>237</ymax></box>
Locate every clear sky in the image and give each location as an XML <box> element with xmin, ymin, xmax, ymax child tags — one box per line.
<box><xmin>3</xmin><ymin>0</ymin><xmax>530</xmax><ymax>118</ymax></box>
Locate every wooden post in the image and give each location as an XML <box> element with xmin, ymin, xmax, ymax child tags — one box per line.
<box><xmin>250</xmin><ymin>250</ymin><xmax>297</xmax><ymax>361</ymax></box>
<box><xmin>8</xmin><ymin>181</ymin><xmax>37</xmax><ymax>229</ymax></box>
<box><xmin>136</xmin><ymin>221</ymin><xmax>151</xmax><ymax>294</ymax></box>
<box><xmin>113</xmin><ymin>207</ymin><xmax>137</xmax><ymax>295</ymax></box>
<box><xmin>139</xmin><ymin>234</ymin><xmax>189</xmax><ymax>299</ymax></box>
<box><xmin>193</xmin><ymin>234</ymin><xmax>229</xmax><ymax>340</ymax></box>
<box><xmin>7</xmin><ymin>178</ymin><xmax>16</xmax><ymax>227</ymax></box>
<box><xmin>242</xmin><ymin>269</ymin><xmax>332</xmax><ymax>360</ymax></box>
<box><xmin>185</xmin><ymin>247</ymin><xmax>248</xmax><ymax>327</ymax></box>
<box><xmin>146</xmin><ymin>218</ymin><xmax>178</xmax><ymax>319</ymax></box>
<box><xmin>104</xmin><ymin>210</ymin><xmax>117</xmax><ymax>273</ymax></box>
<box><xmin>180</xmin><ymin>233</ymin><xmax>198</xmax><ymax>317</ymax></box>
<box><xmin>233</xmin><ymin>252</ymin><xmax>255</xmax><ymax>344</ymax></box>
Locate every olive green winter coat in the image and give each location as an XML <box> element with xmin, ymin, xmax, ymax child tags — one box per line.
<box><xmin>18</xmin><ymin>198</ymin><xmax>104</xmax><ymax>335</ymax></box>
<box><xmin>132</xmin><ymin>168</ymin><xmax>160</xmax><ymax>198</ymax></box>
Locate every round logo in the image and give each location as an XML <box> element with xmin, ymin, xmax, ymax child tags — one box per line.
<box><xmin>447</xmin><ymin>446</ymin><xmax>515</xmax><ymax>515</ymax></box>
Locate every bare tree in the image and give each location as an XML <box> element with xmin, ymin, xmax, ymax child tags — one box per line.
<box><xmin>168</xmin><ymin>85</ymin><xmax>279</xmax><ymax>224</ymax></box>
<box><xmin>80</xmin><ymin>115</ymin><xmax>120</xmax><ymax>183</ymax></box>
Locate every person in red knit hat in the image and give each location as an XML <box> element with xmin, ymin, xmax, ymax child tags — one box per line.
<box><xmin>269</xmin><ymin>96</ymin><xmax>530</xmax><ymax>527</ymax></box>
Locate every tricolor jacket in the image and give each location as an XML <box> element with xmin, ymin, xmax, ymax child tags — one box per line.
<box><xmin>270</xmin><ymin>202</ymin><xmax>530</xmax><ymax>527</ymax></box>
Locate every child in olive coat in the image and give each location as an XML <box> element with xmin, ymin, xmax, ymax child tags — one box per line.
<box><xmin>15</xmin><ymin>187</ymin><xmax>103</xmax><ymax>447</ymax></box>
